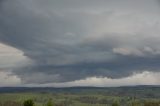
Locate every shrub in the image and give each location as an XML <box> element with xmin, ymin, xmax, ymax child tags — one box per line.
<box><xmin>23</xmin><ymin>99</ymin><xmax>34</xmax><ymax>106</ymax></box>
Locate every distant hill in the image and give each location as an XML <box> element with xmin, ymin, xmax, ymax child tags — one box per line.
<box><xmin>0</xmin><ymin>85</ymin><xmax>160</xmax><ymax>93</ymax></box>
<box><xmin>0</xmin><ymin>85</ymin><xmax>160</xmax><ymax>98</ymax></box>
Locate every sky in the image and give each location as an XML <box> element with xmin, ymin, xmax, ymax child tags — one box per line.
<box><xmin>0</xmin><ymin>0</ymin><xmax>160</xmax><ymax>87</ymax></box>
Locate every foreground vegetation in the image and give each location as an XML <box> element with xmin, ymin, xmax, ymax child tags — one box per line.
<box><xmin>0</xmin><ymin>93</ymin><xmax>159</xmax><ymax>106</ymax></box>
<box><xmin>0</xmin><ymin>86</ymin><xmax>159</xmax><ymax>106</ymax></box>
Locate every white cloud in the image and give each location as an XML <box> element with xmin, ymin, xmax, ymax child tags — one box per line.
<box><xmin>0</xmin><ymin>43</ymin><xmax>30</xmax><ymax>69</ymax></box>
<box><xmin>25</xmin><ymin>71</ymin><xmax>160</xmax><ymax>87</ymax></box>
<box><xmin>0</xmin><ymin>71</ymin><xmax>21</xmax><ymax>86</ymax></box>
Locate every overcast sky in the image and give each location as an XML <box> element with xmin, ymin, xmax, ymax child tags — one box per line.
<box><xmin>0</xmin><ymin>0</ymin><xmax>160</xmax><ymax>87</ymax></box>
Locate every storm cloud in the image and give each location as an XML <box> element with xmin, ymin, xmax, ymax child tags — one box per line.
<box><xmin>0</xmin><ymin>0</ymin><xmax>160</xmax><ymax>85</ymax></box>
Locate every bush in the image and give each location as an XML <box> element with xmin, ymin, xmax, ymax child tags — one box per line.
<box><xmin>112</xmin><ymin>101</ymin><xmax>120</xmax><ymax>106</ymax></box>
<box><xmin>23</xmin><ymin>99</ymin><xmax>34</xmax><ymax>106</ymax></box>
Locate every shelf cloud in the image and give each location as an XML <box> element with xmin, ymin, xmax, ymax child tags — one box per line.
<box><xmin>0</xmin><ymin>0</ymin><xmax>160</xmax><ymax>86</ymax></box>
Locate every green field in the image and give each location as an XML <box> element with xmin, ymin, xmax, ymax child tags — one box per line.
<box><xmin>0</xmin><ymin>86</ymin><xmax>159</xmax><ymax>106</ymax></box>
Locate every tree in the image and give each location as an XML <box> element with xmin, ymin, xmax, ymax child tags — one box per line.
<box><xmin>23</xmin><ymin>99</ymin><xmax>34</xmax><ymax>106</ymax></box>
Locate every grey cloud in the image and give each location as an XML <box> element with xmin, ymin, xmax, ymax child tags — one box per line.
<box><xmin>0</xmin><ymin>0</ymin><xmax>160</xmax><ymax>84</ymax></box>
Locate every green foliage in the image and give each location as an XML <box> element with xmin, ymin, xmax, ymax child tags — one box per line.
<box><xmin>23</xmin><ymin>99</ymin><xmax>34</xmax><ymax>106</ymax></box>
<box><xmin>46</xmin><ymin>99</ymin><xmax>54</xmax><ymax>106</ymax></box>
<box><xmin>112</xmin><ymin>101</ymin><xmax>119</xmax><ymax>106</ymax></box>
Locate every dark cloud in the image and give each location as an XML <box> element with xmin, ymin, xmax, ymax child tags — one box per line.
<box><xmin>0</xmin><ymin>0</ymin><xmax>160</xmax><ymax>84</ymax></box>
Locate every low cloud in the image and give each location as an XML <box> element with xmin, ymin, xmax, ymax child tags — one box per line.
<box><xmin>0</xmin><ymin>71</ymin><xmax>21</xmax><ymax>87</ymax></box>
<box><xmin>24</xmin><ymin>71</ymin><xmax>160</xmax><ymax>87</ymax></box>
<box><xmin>113</xmin><ymin>47</ymin><xmax>144</xmax><ymax>56</ymax></box>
